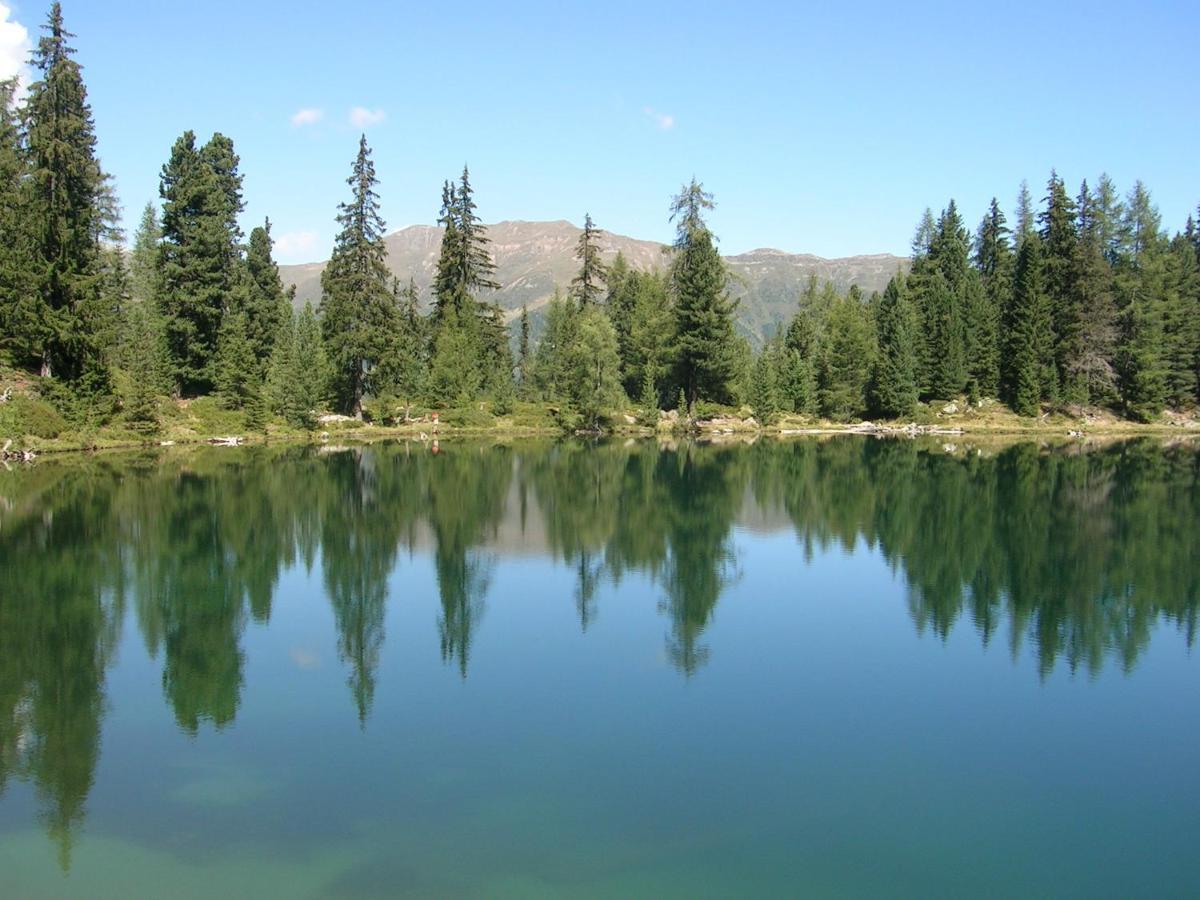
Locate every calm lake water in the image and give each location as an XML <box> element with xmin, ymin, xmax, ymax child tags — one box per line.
<box><xmin>1</xmin><ymin>437</ymin><xmax>1198</xmax><ymax>898</ymax></box>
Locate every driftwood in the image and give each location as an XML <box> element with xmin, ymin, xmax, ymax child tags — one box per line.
<box><xmin>207</xmin><ymin>436</ymin><xmax>244</xmax><ymax>446</ymax></box>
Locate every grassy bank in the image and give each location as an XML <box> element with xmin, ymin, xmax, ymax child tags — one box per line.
<box><xmin>1</xmin><ymin>365</ymin><xmax>1196</xmax><ymax>458</ymax></box>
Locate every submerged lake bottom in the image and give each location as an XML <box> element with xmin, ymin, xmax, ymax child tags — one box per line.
<box><xmin>1</xmin><ymin>436</ymin><xmax>1198</xmax><ymax>898</ymax></box>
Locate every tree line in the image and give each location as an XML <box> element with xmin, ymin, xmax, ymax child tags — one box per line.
<box><xmin>761</xmin><ymin>179</ymin><xmax>1200</xmax><ymax>424</ymax></box>
<box><xmin>1</xmin><ymin>5</ymin><xmax>1197</xmax><ymax>435</ymax></box>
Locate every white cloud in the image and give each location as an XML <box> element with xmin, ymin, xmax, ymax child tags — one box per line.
<box><xmin>273</xmin><ymin>230</ymin><xmax>319</xmax><ymax>260</ymax></box>
<box><xmin>290</xmin><ymin>107</ymin><xmax>324</xmax><ymax>127</ymax></box>
<box><xmin>349</xmin><ymin>106</ymin><xmax>386</xmax><ymax>128</ymax></box>
<box><xmin>0</xmin><ymin>3</ymin><xmax>30</xmax><ymax>90</ymax></box>
<box><xmin>643</xmin><ymin>107</ymin><xmax>675</xmax><ymax>130</ymax></box>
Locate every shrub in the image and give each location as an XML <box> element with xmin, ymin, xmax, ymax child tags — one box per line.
<box><xmin>0</xmin><ymin>396</ymin><xmax>69</xmax><ymax>438</ymax></box>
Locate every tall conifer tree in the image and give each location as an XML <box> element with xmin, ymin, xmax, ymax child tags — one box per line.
<box><xmin>669</xmin><ymin>179</ymin><xmax>737</xmax><ymax>410</ymax></box>
<box><xmin>1006</xmin><ymin>235</ymin><xmax>1055</xmax><ymax>415</ymax></box>
<box><xmin>157</xmin><ymin>131</ymin><xmax>245</xmax><ymax>394</ymax></box>
<box><xmin>319</xmin><ymin>135</ymin><xmax>393</xmax><ymax>418</ymax></box>
<box><xmin>971</xmin><ymin>199</ymin><xmax>1011</xmax><ymax>396</ymax></box>
<box><xmin>22</xmin><ymin>3</ymin><xmax>110</xmax><ymax>383</ymax></box>
<box><xmin>571</xmin><ymin>213</ymin><xmax>608</xmax><ymax>305</ymax></box>
<box><xmin>241</xmin><ymin>219</ymin><xmax>289</xmax><ymax>369</ymax></box>
<box><xmin>1039</xmin><ymin>171</ymin><xmax>1081</xmax><ymax>401</ymax></box>
<box><xmin>871</xmin><ymin>274</ymin><xmax>919</xmax><ymax>417</ymax></box>
<box><xmin>0</xmin><ymin>78</ymin><xmax>34</xmax><ymax>363</ymax></box>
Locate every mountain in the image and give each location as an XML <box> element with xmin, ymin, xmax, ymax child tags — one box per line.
<box><xmin>279</xmin><ymin>220</ymin><xmax>907</xmax><ymax>344</ymax></box>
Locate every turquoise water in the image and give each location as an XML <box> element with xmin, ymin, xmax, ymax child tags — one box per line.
<box><xmin>0</xmin><ymin>437</ymin><xmax>1198</xmax><ymax>897</ymax></box>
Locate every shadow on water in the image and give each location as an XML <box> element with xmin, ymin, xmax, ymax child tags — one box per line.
<box><xmin>0</xmin><ymin>436</ymin><xmax>1198</xmax><ymax>866</ymax></box>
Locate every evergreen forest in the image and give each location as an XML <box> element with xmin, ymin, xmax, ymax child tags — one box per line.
<box><xmin>2</xmin><ymin>5</ymin><xmax>1198</xmax><ymax>443</ymax></box>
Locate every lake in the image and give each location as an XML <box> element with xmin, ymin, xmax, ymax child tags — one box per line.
<box><xmin>1</xmin><ymin>437</ymin><xmax>1198</xmax><ymax>898</ymax></box>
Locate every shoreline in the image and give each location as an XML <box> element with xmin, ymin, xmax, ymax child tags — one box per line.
<box><xmin>6</xmin><ymin>413</ymin><xmax>1197</xmax><ymax>460</ymax></box>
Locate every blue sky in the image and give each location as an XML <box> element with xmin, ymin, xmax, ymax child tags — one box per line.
<box><xmin>2</xmin><ymin>0</ymin><xmax>1197</xmax><ymax>263</ymax></box>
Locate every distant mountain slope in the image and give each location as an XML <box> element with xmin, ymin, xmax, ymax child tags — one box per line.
<box><xmin>279</xmin><ymin>220</ymin><xmax>907</xmax><ymax>343</ymax></box>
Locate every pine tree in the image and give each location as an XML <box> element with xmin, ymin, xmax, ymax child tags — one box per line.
<box><xmin>1006</xmin><ymin>235</ymin><xmax>1055</xmax><ymax>416</ymax></box>
<box><xmin>516</xmin><ymin>304</ymin><xmax>531</xmax><ymax>397</ymax></box>
<box><xmin>780</xmin><ymin>305</ymin><xmax>820</xmax><ymax>415</ymax></box>
<box><xmin>1073</xmin><ymin>181</ymin><xmax>1120</xmax><ymax>403</ymax></box>
<box><xmin>749</xmin><ymin>344</ymin><xmax>781</xmax><ymax>423</ymax></box>
<box><xmin>911</xmin><ymin>208</ymin><xmax>936</xmax><ymax>258</ymax></box>
<box><xmin>319</xmin><ymin>135</ymin><xmax>393</xmax><ymax>417</ymax></box>
<box><xmin>129</xmin><ymin>202</ymin><xmax>160</xmax><ymax>304</ymax></box>
<box><xmin>1161</xmin><ymin>235</ymin><xmax>1199</xmax><ymax>407</ymax></box>
<box><xmin>531</xmin><ymin>288</ymin><xmax>578</xmax><ymax>400</ymax></box>
<box><xmin>622</xmin><ymin>270</ymin><xmax>673</xmax><ymax>399</ymax></box>
<box><xmin>430</xmin><ymin>166</ymin><xmax>500</xmax><ymax>395</ymax></box>
<box><xmin>1115</xmin><ymin>182</ymin><xmax>1167</xmax><ymax>421</ymax></box>
<box><xmin>480</xmin><ymin>300</ymin><xmax>515</xmax><ymax>399</ymax></box>
<box><xmin>1014</xmin><ymin>179</ymin><xmax>1035</xmax><ymax>243</ymax></box>
<box><xmin>566</xmin><ymin>304</ymin><xmax>621</xmax><ymax>428</ymax></box>
<box><xmin>669</xmin><ymin>179</ymin><xmax>737</xmax><ymax>410</ymax></box>
<box><xmin>818</xmin><ymin>292</ymin><xmax>875</xmax><ymax>421</ymax></box>
<box><xmin>922</xmin><ymin>201</ymin><xmax>970</xmax><ymax>398</ymax></box>
<box><xmin>0</xmin><ymin>78</ymin><xmax>34</xmax><ymax>365</ymax></box>
<box><xmin>267</xmin><ymin>303</ymin><xmax>326</xmax><ymax>428</ymax></box>
<box><xmin>571</xmin><ymin>213</ymin><xmax>608</xmax><ymax>305</ymax></box>
<box><xmin>377</xmin><ymin>277</ymin><xmax>425</xmax><ymax>413</ymax></box>
<box><xmin>921</xmin><ymin>270</ymin><xmax>964</xmax><ymax>399</ymax></box>
<box><xmin>871</xmin><ymin>274</ymin><xmax>919</xmax><ymax>418</ymax></box>
<box><xmin>213</xmin><ymin>309</ymin><xmax>257</xmax><ymax>409</ymax></box>
<box><xmin>157</xmin><ymin>131</ymin><xmax>245</xmax><ymax>394</ymax></box>
<box><xmin>241</xmin><ymin>219</ymin><xmax>289</xmax><ymax>369</ymax></box>
<box><xmin>637</xmin><ymin>367</ymin><xmax>660</xmax><ymax>425</ymax></box>
<box><xmin>1039</xmin><ymin>171</ymin><xmax>1082</xmax><ymax>402</ymax></box>
<box><xmin>427</xmin><ymin>301</ymin><xmax>483</xmax><ymax>403</ymax></box>
<box><xmin>120</xmin><ymin>300</ymin><xmax>165</xmax><ymax>434</ymax></box>
<box><xmin>1093</xmin><ymin>173</ymin><xmax>1124</xmax><ymax>264</ymax></box>
<box><xmin>22</xmin><ymin>3</ymin><xmax>111</xmax><ymax>384</ymax></box>
<box><xmin>972</xmin><ymin>199</ymin><xmax>1012</xmax><ymax>398</ymax></box>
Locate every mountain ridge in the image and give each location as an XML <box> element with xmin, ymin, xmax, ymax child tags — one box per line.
<box><xmin>278</xmin><ymin>220</ymin><xmax>908</xmax><ymax>342</ymax></box>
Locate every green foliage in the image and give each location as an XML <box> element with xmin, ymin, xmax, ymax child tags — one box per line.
<box><xmin>120</xmin><ymin>301</ymin><xmax>170</xmax><ymax>432</ymax></box>
<box><xmin>818</xmin><ymin>292</ymin><xmax>875</xmax><ymax>421</ymax></box>
<box><xmin>157</xmin><ymin>131</ymin><xmax>244</xmax><ymax>394</ymax></box>
<box><xmin>1040</xmin><ymin>171</ymin><xmax>1082</xmax><ymax>401</ymax></box>
<box><xmin>749</xmin><ymin>344</ymin><xmax>781</xmax><ymax>424</ymax></box>
<box><xmin>19</xmin><ymin>4</ymin><xmax>112</xmax><ymax>387</ymax></box>
<box><xmin>669</xmin><ymin>180</ymin><xmax>738</xmax><ymax>409</ymax></box>
<box><xmin>376</xmin><ymin>278</ymin><xmax>426</xmax><ymax>404</ymax></box>
<box><xmin>516</xmin><ymin>304</ymin><xmax>531</xmax><ymax>397</ymax></box>
<box><xmin>871</xmin><ymin>274</ymin><xmax>919</xmax><ymax>418</ymax></box>
<box><xmin>638</xmin><ymin>368</ymin><xmax>660</xmax><ymax>426</ymax></box>
<box><xmin>0</xmin><ymin>395</ymin><xmax>68</xmax><ymax>438</ymax></box>
<box><xmin>240</xmin><ymin>219</ymin><xmax>289</xmax><ymax>369</ymax></box>
<box><xmin>1006</xmin><ymin>236</ymin><xmax>1055</xmax><ymax>416</ymax></box>
<box><xmin>428</xmin><ymin>302</ymin><xmax>483</xmax><ymax>405</ymax></box>
<box><xmin>430</xmin><ymin>166</ymin><xmax>500</xmax><ymax>396</ymax></box>
<box><xmin>129</xmin><ymin>202</ymin><xmax>161</xmax><ymax>304</ymax></box>
<box><xmin>267</xmin><ymin>303</ymin><xmax>326</xmax><ymax>429</ymax></box>
<box><xmin>214</xmin><ymin>310</ymin><xmax>258</xmax><ymax>410</ymax></box>
<box><xmin>531</xmin><ymin>289</ymin><xmax>579</xmax><ymax>401</ymax></box>
<box><xmin>0</xmin><ymin>79</ymin><xmax>34</xmax><ymax>366</ymax></box>
<box><xmin>608</xmin><ymin>267</ymin><xmax>673</xmax><ymax>399</ymax></box>
<box><xmin>565</xmin><ymin>304</ymin><xmax>622</xmax><ymax>428</ymax></box>
<box><xmin>319</xmin><ymin>136</ymin><xmax>395</xmax><ymax>417</ymax></box>
<box><xmin>971</xmin><ymin>198</ymin><xmax>1012</xmax><ymax>397</ymax></box>
<box><xmin>571</xmin><ymin>213</ymin><xmax>608</xmax><ymax>305</ymax></box>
